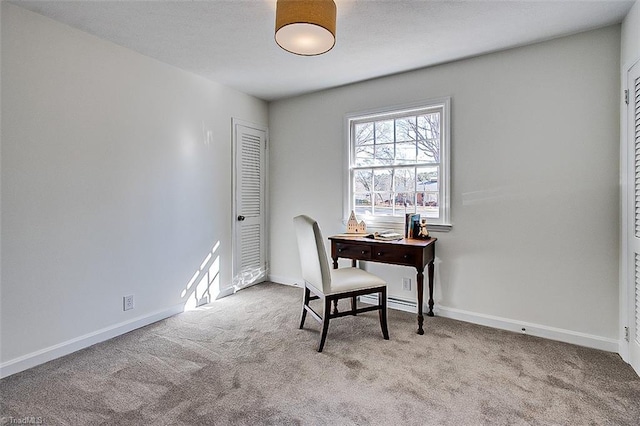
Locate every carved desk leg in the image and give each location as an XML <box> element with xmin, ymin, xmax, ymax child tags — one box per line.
<box><xmin>416</xmin><ymin>266</ymin><xmax>425</xmax><ymax>335</ymax></box>
<box><xmin>331</xmin><ymin>256</ymin><xmax>339</xmax><ymax>314</ymax></box>
<box><xmin>427</xmin><ymin>261</ymin><xmax>435</xmax><ymax>317</ymax></box>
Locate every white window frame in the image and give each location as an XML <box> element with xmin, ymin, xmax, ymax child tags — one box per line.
<box><xmin>343</xmin><ymin>98</ymin><xmax>451</xmax><ymax>231</ymax></box>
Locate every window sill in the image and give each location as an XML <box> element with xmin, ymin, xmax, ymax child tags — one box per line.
<box><xmin>422</xmin><ymin>224</ymin><xmax>452</xmax><ymax>233</ymax></box>
<box><xmin>342</xmin><ymin>218</ymin><xmax>452</xmax><ymax>233</ymax></box>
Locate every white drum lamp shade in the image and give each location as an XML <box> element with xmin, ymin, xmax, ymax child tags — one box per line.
<box><xmin>275</xmin><ymin>0</ymin><xmax>337</xmax><ymax>56</ymax></box>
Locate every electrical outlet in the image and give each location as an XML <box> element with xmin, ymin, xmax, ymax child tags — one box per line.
<box><xmin>402</xmin><ymin>277</ymin><xmax>411</xmax><ymax>291</ymax></box>
<box><xmin>123</xmin><ymin>295</ymin><xmax>134</xmax><ymax>311</ymax></box>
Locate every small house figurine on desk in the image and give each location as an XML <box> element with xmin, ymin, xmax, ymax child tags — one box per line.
<box><xmin>346</xmin><ymin>210</ymin><xmax>367</xmax><ymax>234</ymax></box>
<box><xmin>414</xmin><ymin>218</ymin><xmax>430</xmax><ymax>239</ymax></box>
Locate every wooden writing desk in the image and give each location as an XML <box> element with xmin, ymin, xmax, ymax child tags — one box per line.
<box><xmin>328</xmin><ymin>235</ymin><xmax>437</xmax><ymax>335</ymax></box>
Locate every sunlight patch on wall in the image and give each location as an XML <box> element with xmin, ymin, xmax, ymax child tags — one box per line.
<box><xmin>181</xmin><ymin>241</ymin><xmax>221</xmax><ymax>311</ymax></box>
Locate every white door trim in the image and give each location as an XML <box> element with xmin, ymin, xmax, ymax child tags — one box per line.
<box><xmin>621</xmin><ymin>56</ymin><xmax>640</xmax><ymax>372</ymax></box>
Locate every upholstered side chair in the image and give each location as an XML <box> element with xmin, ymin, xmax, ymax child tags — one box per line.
<box><xmin>293</xmin><ymin>215</ymin><xmax>389</xmax><ymax>352</ymax></box>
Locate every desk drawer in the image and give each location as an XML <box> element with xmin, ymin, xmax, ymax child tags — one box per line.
<box><xmin>335</xmin><ymin>243</ymin><xmax>371</xmax><ymax>260</ymax></box>
<box><xmin>372</xmin><ymin>248</ymin><xmax>416</xmax><ymax>265</ymax></box>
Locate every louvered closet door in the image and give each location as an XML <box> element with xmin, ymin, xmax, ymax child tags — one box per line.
<box><xmin>629</xmin><ymin>61</ymin><xmax>640</xmax><ymax>376</ymax></box>
<box><xmin>233</xmin><ymin>121</ymin><xmax>267</xmax><ymax>289</ymax></box>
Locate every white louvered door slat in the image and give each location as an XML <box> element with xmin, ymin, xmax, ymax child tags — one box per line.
<box><xmin>635</xmin><ymin>75</ymin><xmax>640</xmax><ymax>238</ymax></box>
<box><xmin>628</xmin><ymin>61</ymin><xmax>640</xmax><ymax>376</ymax></box>
<box><xmin>635</xmin><ymin>255</ymin><xmax>640</xmax><ymax>344</ymax></box>
<box><xmin>636</xmin><ymin>73</ymin><xmax>640</xmax><ymax>343</ymax></box>
<box><xmin>233</xmin><ymin>122</ymin><xmax>267</xmax><ymax>290</ymax></box>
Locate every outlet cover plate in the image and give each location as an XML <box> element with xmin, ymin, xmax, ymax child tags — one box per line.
<box><xmin>402</xmin><ymin>278</ymin><xmax>411</xmax><ymax>291</ymax></box>
<box><xmin>123</xmin><ymin>295</ymin><xmax>134</xmax><ymax>311</ymax></box>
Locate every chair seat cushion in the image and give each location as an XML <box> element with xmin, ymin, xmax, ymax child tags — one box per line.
<box><xmin>327</xmin><ymin>267</ymin><xmax>386</xmax><ymax>295</ymax></box>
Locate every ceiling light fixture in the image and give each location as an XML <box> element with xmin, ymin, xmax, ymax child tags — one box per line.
<box><xmin>275</xmin><ymin>0</ymin><xmax>337</xmax><ymax>56</ymax></box>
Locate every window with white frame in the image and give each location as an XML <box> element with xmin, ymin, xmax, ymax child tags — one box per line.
<box><xmin>346</xmin><ymin>98</ymin><xmax>451</xmax><ymax>230</ymax></box>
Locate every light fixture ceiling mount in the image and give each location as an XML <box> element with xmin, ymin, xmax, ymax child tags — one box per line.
<box><xmin>275</xmin><ymin>0</ymin><xmax>337</xmax><ymax>56</ymax></box>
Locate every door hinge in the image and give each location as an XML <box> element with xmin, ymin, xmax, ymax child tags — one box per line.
<box><xmin>624</xmin><ymin>326</ymin><xmax>630</xmax><ymax>342</ymax></box>
<box><xmin>624</xmin><ymin>89</ymin><xmax>629</xmax><ymax>105</ymax></box>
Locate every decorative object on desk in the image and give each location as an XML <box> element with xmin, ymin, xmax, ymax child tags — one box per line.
<box><xmin>346</xmin><ymin>210</ymin><xmax>367</xmax><ymax>234</ymax></box>
<box><xmin>404</xmin><ymin>213</ymin><xmax>411</xmax><ymax>238</ymax></box>
<box><xmin>370</xmin><ymin>230</ymin><xmax>404</xmax><ymax>241</ymax></box>
<box><xmin>406</xmin><ymin>213</ymin><xmax>421</xmax><ymax>238</ymax></box>
<box><xmin>414</xmin><ymin>218</ymin><xmax>430</xmax><ymax>239</ymax></box>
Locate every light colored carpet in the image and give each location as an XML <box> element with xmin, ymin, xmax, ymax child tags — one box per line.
<box><xmin>1</xmin><ymin>282</ymin><xmax>639</xmax><ymax>425</ymax></box>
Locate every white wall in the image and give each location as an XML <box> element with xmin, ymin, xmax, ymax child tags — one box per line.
<box><xmin>270</xmin><ymin>26</ymin><xmax>621</xmax><ymax>349</ymax></box>
<box><xmin>622</xmin><ymin>0</ymin><xmax>640</xmax><ymax>67</ymax></box>
<box><xmin>0</xmin><ymin>3</ymin><xmax>267</xmax><ymax>374</ymax></box>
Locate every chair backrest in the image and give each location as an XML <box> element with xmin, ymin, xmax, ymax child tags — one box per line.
<box><xmin>293</xmin><ymin>215</ymin><xmax>332</xmax><ymax>294</ymax></box>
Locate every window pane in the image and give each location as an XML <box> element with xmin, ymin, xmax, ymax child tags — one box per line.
<box><xmin>394</xmin><ymin>168</ymin><xmax>415</xmax><ymax>192</ymax></box>
<box><xmin>375</xmin><ymin>120</ymin><xmax>394</xmax><ymax>143</ymax></box>
<box><xmin>355</xmin><ymin>122</ymin><xmax>374</xmax><ymax>145</ymax></box>
<box><xmin>373</xmin><ymin>192</ymin><xmax>393</xmax><ymax>216</ymax></box>
<box><xmin>417</xmin><ymin>140</ymin><xmax>440</xmax><ymax>163</ymax></box>
<box><xmin>354</xmin><ymin>169</ymin><xmax>373</xmax><ymax>192</ymax></box>
<box><xmin>417</xmin><ymin>113</ymin><xmax>440</xmax><ymax>162</ymax></box>
<box><xmin>374</xmin><ymin>144</ymin><xmax>394</xmax><ymax>165</ymax></box>
<box><xmin>354</xmin><ymin>144</ymin><xmax>374</xmax><ymax>166</ymax></box>
<box><xmin>394</xmin><ymin>193</ymin><xmax>416</xmax><ymax>210</ymax></box>
<box><xmin>417</xmin><ymin>113</ymin><xmax>440</xmax><ymax>139</ymax></box>
<box><xmin>417</xmin><ymin>167</ymin><xmax>438</xmax><ymax>192</ymax></box>
<box><xmin>395</xmin><ymin>116</ymin><xmax>416</xmax><ymax>142</ymax></box>
<box><xmin>354</xmin><ymin>193</ymin><xmax>372</xmax><ymax>216</ymax></box>
<box><xmin>395</xmin><ymin>142</ymin><xmax>416</xmax><ymax>163</ymax></box>
<box><xmin>373</xmin><ymin>169</ymin><xmax>392</xmax><ymax>192</ymax></box>
<box><xmin>417</xmin><ymin>192</ymin><xmax>439</xmax><ymax>219</ymax></box>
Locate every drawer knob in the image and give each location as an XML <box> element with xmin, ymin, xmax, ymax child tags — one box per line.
<box><xmin>404</xmin><ymin>254</ymin><xmax>409</xmax><ymax>259</ymax></box>
<box><xmin>377</xmin><ymin>252</ymin><xmax>382</xmax><ymax>256</ymax></box>
<box><xmin>338</xmin><ymin>248</ymin><xmax>344</xmax><ymax>253</ymax></box>
<box><xmin>361</xmin><ymin>250</ymin><xmax>366</xmax><ymax>254</ymax></box>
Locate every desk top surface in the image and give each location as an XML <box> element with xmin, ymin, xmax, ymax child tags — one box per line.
<box><xmin>329</xmin><ymin>234</ymin><xmax>437</xmax><ymax>247</ymax></box>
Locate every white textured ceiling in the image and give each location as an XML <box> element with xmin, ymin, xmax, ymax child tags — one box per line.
<box><xmin>10</xmin><ymin>0</ymin><xmax>635</xmax><ymax>101</ymax></box>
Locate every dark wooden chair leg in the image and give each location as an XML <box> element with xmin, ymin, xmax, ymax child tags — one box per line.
<box><xmin>332</xmin><ymin>299</ymin><xmax>339</xmax><ymax>314</ymax></box>
<box><xmin>379</xmin><ymin>288</ymin><xmax>389</xmax><ymax>340</ymax></box>
<box><xmin>318</xmin><ymin>297</ymin><xmax>332</xmax><ymax>352</ymax></box>
<box><xmin>299</xmin><ymin>286</ymin><xmax>310</xmax><ymax>329</ymax></box>
<box><xmin>351</xmin><ymin>295</ymin><xmax>357</xmax><ymax>315</ymax></box>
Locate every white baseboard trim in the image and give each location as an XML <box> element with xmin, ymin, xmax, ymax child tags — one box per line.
<box><xmin>268</xmin><ymin>274</ymin><xmax>300</xmax><ymax>287</ymax></box>
<box><xmin>360</xmin><ymin>294</ymin><xmax>417</xmax><ymax>312</ymax></box>
<box><xmin>437</xmin><ymin>306</ymin><xmax>619</xmax><ymax>353</ymax></box>
<box><xmin>359</xmin><ymin>296</ymin><xmax>619</xmax><ymax>353</ymax></box>
<box><xmin>216</xmin><ymin>286</ymin><xmax>235</xmax><ymax>300</ymax></box>
<box><xmin>0</xmin><ymin>304</ymin><xmax>184</xmax><ymax>379</ymax></box>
